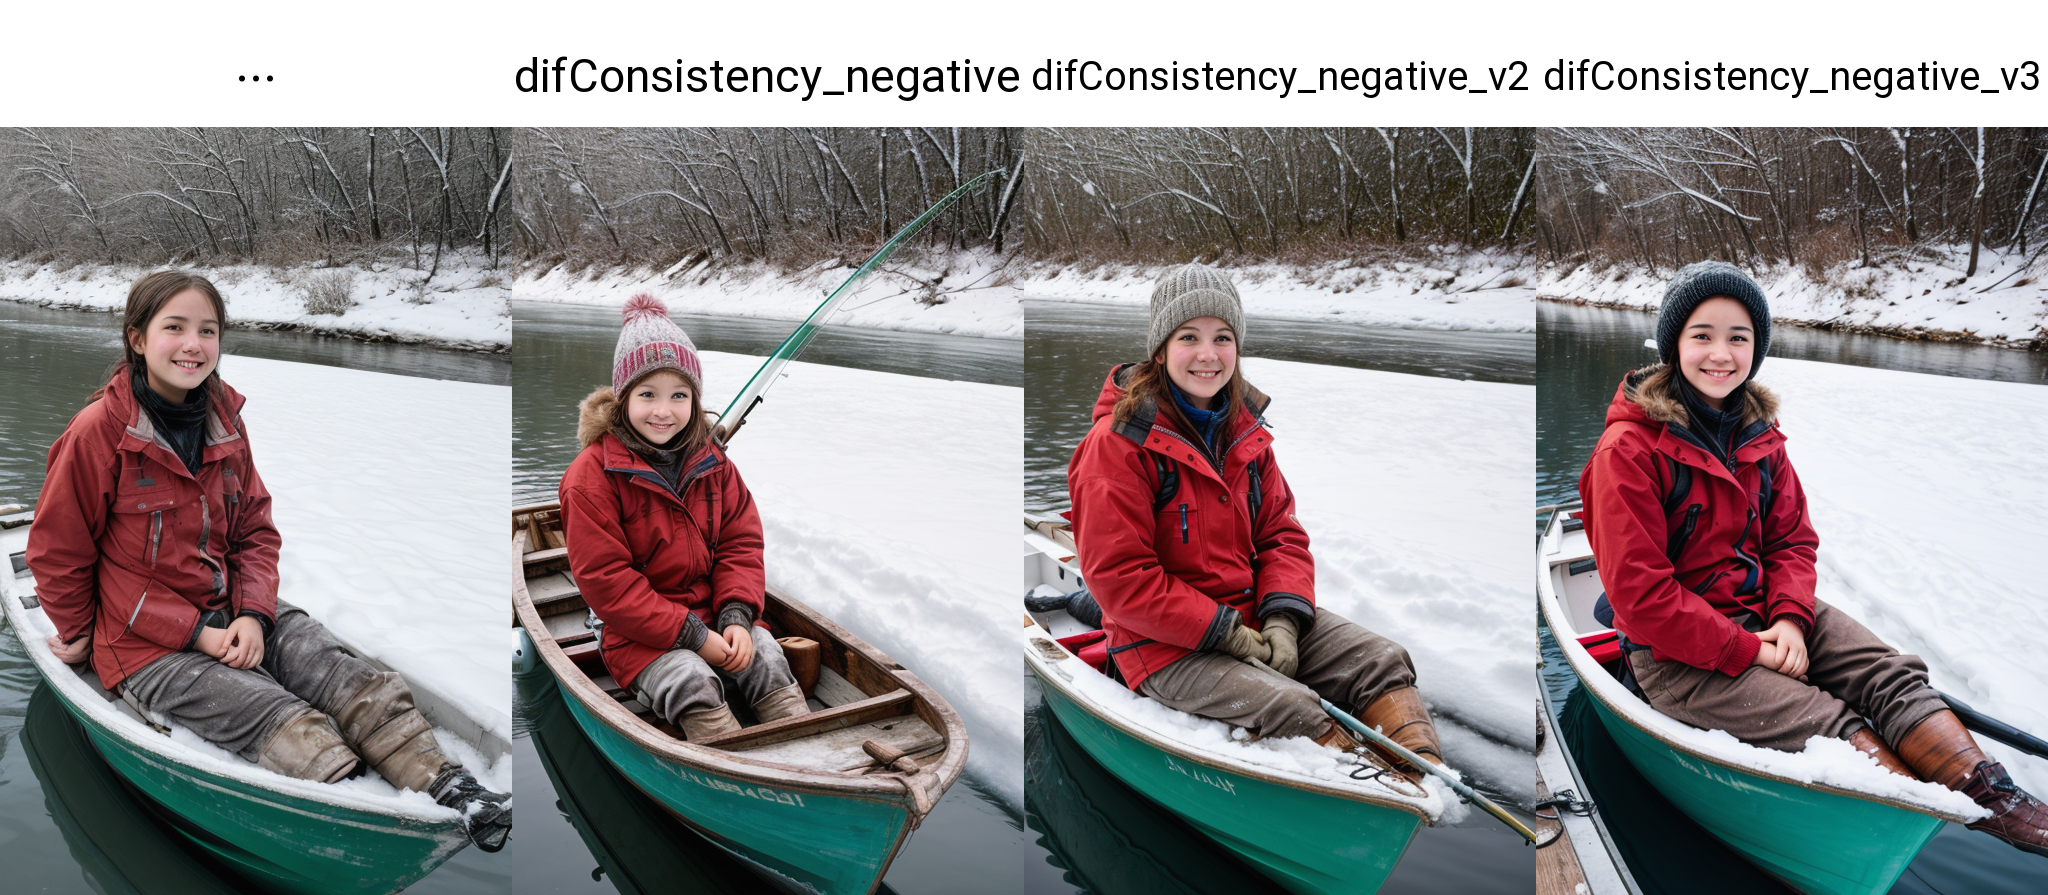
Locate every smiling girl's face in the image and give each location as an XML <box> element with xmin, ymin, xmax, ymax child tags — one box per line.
<box><xmin>1677</xmin><ymin>296</ymin><xmax>1755</xmax><ymax>410</ymax></box>
<box><xmin>127</xmin><ymin>288</ymin><xmax>220</xmax><ymax>404</ymax></box>
<box><xmin>626</xmin><ymin>370</ymin><xmax>697</xmax><ymax>445</ymax></box>
<box><xmin>1158</xmin><ymin>316</ymin><xmax>1237</xmax><ymax>409</ymax></box>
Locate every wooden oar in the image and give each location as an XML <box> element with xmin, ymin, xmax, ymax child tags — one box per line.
<box><xmin>1940</xmin><ymin>691</ymin><xmax>2048</xmax><ymax>761</ymax></box>
<box><xmin>1239</xmin><ymin>657</ymin><xmax>1540</xmax><ymax>843</ymax></box>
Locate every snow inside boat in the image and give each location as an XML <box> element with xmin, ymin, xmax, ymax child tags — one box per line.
<box><xmin>1537</xmin><ymin>504</ymin><xmax>1981</xmax><ymax>895</ymax></box>
<box><xmin>0</xmin><ymin>506</ymin><xmax>508</xmax><ymax>895</ymax></box>
<box><xmin>511</xmin><ymin>501</ymin><xmax>966</xmax><ymax>895</ymax></box>
<box><xmin>1023</xmin><ymin>512</ymin><xmax>1444</xmax><ymax>895</ymax></box>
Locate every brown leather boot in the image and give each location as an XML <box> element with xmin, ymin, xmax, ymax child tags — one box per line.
<box><xmin>752</xmin><ymin>683</ymin><xmax>810</xmax><ymax>722</ymax></box>
<box><xmin>680</xmin><ymin>703</ymin><xmax>742</xmax><ymax>741</ymax></box>
<box><xmin>257</xmin><ymin>712</ymin><xmax>359</xmax><ymax>784</ymax></box>
<box><xmin>335</xmin><ymin>671</ymin><xmax>453</xmax><ymax>793</ymax></box>
<box><xmin>1313</xmin><ymin>721</ymin><xmax>1363</xmax><ymax>753</ymax></box>
<box><xmin>1847</xmin><ymin>727</ymin><xmax>1914</xmax><ymax>778</ymax></box>
<box><xmin>1897</xmin><ymin>709</ymin><xmax>2048</xmax><ymax>857</ymax></box>
<box><xmin>1358</xmin><ymin>686</ymin><xmax>1443</xmax><ymax>778</ymax></box>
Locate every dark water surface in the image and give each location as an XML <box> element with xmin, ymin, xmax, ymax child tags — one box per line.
<box><xmin>1538</xmin><ymin>302</ymin><xmax>2048</xmax><ymax>893</ymax></box>
<box><xmin>0</xmin><ymin>302</ymin><xmax>506</xmax><ymax>894</ymax></box>
<box><xmin>510</xmin><ymin>301</ymin><xmax>1025</xmax><ymax>895</ymax></box>
<box><xmin>511</xmin><ymin>300</ymin><xmax>1020</xmax><ymax>502</ymax></box>
<box><xmin>1023</xmin><ymin>301</ymin><xmax>1535</xmax><ymax>894</ymax></box>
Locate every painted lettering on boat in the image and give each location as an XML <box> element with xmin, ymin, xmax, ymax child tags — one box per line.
<box><xmin>685</xmin><ymin>770</ymin><xmax>806</xmax><ymax>807</ymax></box>
<box><xmin>1165</xmin><ymin>755</ymin><xmax>1236</xmax><ymax>794</ymax></box>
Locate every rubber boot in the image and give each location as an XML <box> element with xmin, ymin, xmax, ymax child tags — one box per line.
<box><xmin>753</xmin><ymin>683</ymin><xmax>810</xmax><ymax>722</ymax></box>
<box><xmin>777</xmin><ymin>637</ymin><xmax>822</xmax><ymax>696</ymax></box>
<box><xmin>430</xmin><ymin>766</ymin><xmax>513</xmax><ymax>853</ymax></box>
<box><xmin>1358</xmin><ymin>686</ymin><xmax>1443</xmax><ymax>782</ymax></box>
<box><xmin>1847</xmin><ymin>727</ymin><xmax>1914</xmax><ymax>778</ymax></box>
<box><xmin>1897</xmin><ymin>709</ymin><xmax>2048</xmax><ymax>857</ymax></box>
<box><xmin>334</xmin><ymin>671</ymin><xmax>450</xmax><ymax>793</ymax></box>
<box><xmin>680</xmin><ymin>703</ymin><xmax>742</xmax><ymax>741</ymax></box>
<box><xmin>256</xmin><ymin>712</ymin><xmax>359</xmax><ymax>783</ymax></box>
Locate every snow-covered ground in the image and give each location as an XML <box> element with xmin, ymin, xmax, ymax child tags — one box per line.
<box><xmin>686</xmin><ymin>352</ymin><xmax>1022</xmax><ymax>805</ymax></box>
<box><xmin>0</xmin><ymin>259</ymin><xmax>511</xmax><ymax>351</ymax></box>
<box><xmin>510</xmin><ymin>251</ymin><xmax>1020</xmax><ymax>339</ymax></box>
<box><xmin>1014</xmin><ymin>248</ymin><xmax>1535</xmax><ymax>334</ymax></box>
<box><xmin>229</xmin><ymin>356</ymin><xmax>511</xmax><ymax>759</ymax></box>
<box><xmin>1535</xmin><ymin>246</ymin><xmax>2048</xmax><ymax>347</ymax></box>
<box><xmin>1761</xmin><ymin>358</ymin><xmax>2048</xmax><ymax>796</ymax></box>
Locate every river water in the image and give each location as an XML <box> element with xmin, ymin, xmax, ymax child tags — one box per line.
<box><xmin>0</xmin><ymin>300</ymin><xmax>507</xmax><ymax>894</ymax></box>
<box><xmin>1023</xmin><ymin>300</ymin><xmax>1537</xmax><ymax>894</ymax></box>
<box><xmin>508</xmin><ymin>300</ymin><xmax>1027</xmax><ymax>895</ymax></box>
<box><xmin>1537</xmin><ymin>301</ymin><xmax>2048</xmax><ymax>894</ymax></box>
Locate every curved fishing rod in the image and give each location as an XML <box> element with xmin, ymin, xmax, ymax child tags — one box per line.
<box><xmin>716</xmin><ymin>170</ymin><xmax>1001</xmax><ymax>444</ymax></box>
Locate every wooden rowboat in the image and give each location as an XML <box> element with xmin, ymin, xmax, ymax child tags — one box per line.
<box><xmin>1537</xmin><ymin>504</ymin><xmax>1976</xmax><ymax>895</ymax></box>
<box><xmin>0</xmin><ymin>506</ymin><xmax>508</xmax><ymax>895</ymax></box>
<box><xmin>511</xmin><ymin>501</ymin><xmax>966</xmax><ymax>895</ymax></box>
<box><xmin>1022</xmin><ymin>512</ymin><xmax>1441</xmax><ymax>895</ymax></box>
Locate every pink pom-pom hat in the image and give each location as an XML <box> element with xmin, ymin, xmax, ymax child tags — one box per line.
<box><xmin>611</xmin><ymin>294</ymin><xmax>703</xmax><ymax>395</ymax></box>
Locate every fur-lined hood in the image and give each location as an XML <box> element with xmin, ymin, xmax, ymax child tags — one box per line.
<box><xmin>1618</xmin><ymin>363</ymin><xmax>1778</xmax><ymax>430</ymax></box>
<box><xmin>577</xmin><ymin>386</ymin><xmax>620</xmax><ymax>449</ymax></box>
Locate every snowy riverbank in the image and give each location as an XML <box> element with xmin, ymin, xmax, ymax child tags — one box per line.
<box><xmin>1764</xmin><ymin>358</ymin><xmax>2048</xmax><ymax>795</ymax></box>
<box><xmin>1013</xmin><ymin>248</ymin><xmax>1536</xmax><ymax>334</ymax></box>
<box><xmin>1243</xmin><ymin>357</ymin><xmax>1536</xmax><ymax>804</ymax></box>
<box><xmin>690</xmin><ymin>351</ymin><xmax>1024</xmax><ymax>804</ymax></box>
<box><xmin>1534</xmin><ymin>246</ymin><xmax>2048</xmax><ymax>347</ymax></box>
<box><xmin>229</xmin><ymin>355</ymin><xmax>512</xmax><ymax>758</ymax></box>
<box><xmin>0</xmin><ymin>260</ymin><xmax>510</xmax><ymax>351</ymax></box>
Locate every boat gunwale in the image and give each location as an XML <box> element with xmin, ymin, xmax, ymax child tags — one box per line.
<box><xmin>1020</xmin><ymin>518</ymin><xmax>1437</xmax><ymax>822</ymax></box>
<box><xmin>0</xmin><ymin>522</ymin><xmax>481</xmax><ymax>829</ymax></box>
<box><xmin>1534</xmin><ymin>509</ymin><xmax>1977</xmax><ymax>824</ymax></box>
<box><xmin>511</xmin><ymin>504</ymin><xmax>968</xmax><ymax>809</ymax></box>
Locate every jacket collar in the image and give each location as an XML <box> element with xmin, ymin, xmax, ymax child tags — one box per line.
<box><xmin>1605</xmin><ymin>366</ymin><xmax>1784</xmax><ymax>483</ymax></box>
<box><xmin>104</xmin><ymin>367</ymin><xmax>249</xmax><ymax>479</ymax></box>
<box><xmin>596</xmin><ymin>430</ymin><xmax>725</xmax><ymax>503</ymax></box>
<box><xmin>1095</xmin><ymin>363</ymin><xmax>1272</xmax><ymax>484</ymax></box>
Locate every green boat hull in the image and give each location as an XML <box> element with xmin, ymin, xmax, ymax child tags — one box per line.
<box><xmin>47</xmin><ymin>683</ymin><xmax>467</xmax><ymax>895</ymax></box>
<box><xmin>556</xmin><ymin>671</ymin><xmax>913</xmax><ymax>895</ymax></box>
<box><xmin>1583</xmin><ymin>681</ymin><xmax>1948</xmax><ymax>895</ymax></box>
<box><xmin>1036</xmin><ymin>675</ymin><xmax>1423</xmax><ymax>895</ymax></box>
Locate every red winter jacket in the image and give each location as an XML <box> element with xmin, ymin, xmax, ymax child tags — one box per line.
<box><xmin>1067</xmin><ymin>365</ymin><xmax>1315</xmax><ymax>691</ymax></box>
<box><xmin>558</xmin><ymin>402</ymin><xmax>766</xmax><ymax>691</ymax></box>
<box><xmin>1578</xmin><ymin>368</ymin><xmax>1818</xmax><ymax>677</ymax></box>
<box><xmin>27</xmin><ymin>368</ymin><xmax>281</xmax><ymax>692</ymax></box>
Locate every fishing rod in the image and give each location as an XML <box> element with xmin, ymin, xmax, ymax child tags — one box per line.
<box><xmin>715</xmin><ymin>170</ymin><xmax>1001</xmax><ymax>444</ymax></box>
<box><xmin>1940</xmin><ymin>691</ymin><xmax>2048</xmax><ymax>761</ymax></box>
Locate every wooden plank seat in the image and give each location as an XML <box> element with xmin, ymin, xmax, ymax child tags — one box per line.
<box><xmin>693</xmin><ymin>689</ymin><xmax>916</xmax><ymax>750</ymax></box>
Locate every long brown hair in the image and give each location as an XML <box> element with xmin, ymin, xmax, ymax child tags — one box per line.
<box><xmin>610</xmin><ymin>372</ymin><xmax>716</xmax><ymax>463</ymax></box>
<box><xmin>1111</xmin><ymin>357</ymin><xmax>1249</xmax><ymax>434</ymax></box>
<box><xmin>106</xmin><ymin>270</ymin><xmax>229</xmax><ymax>397</ymax></box>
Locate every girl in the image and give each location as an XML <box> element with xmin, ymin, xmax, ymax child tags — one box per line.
<box><xmin>27</xmin><ymin>271</ymin><xmax>509</xmax><ymax>850</ymax></box>
<box><xmin>1064</xmin><ymin>264</ymin><xmax>1440</xmax><ymax>778</ymax></box>
<box><xmin>558</xmin><ymin>295</ymin><xmax>808</xmax><ymax>741</ymax></box>
<box><xmin>1579</xmin><ymin>260</ymin><xmax>2048</xmax><ymax>856</ymax></box>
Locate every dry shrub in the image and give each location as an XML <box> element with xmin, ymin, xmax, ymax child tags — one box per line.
<box><xmin>301</xmin><ymin>269</ymin><xmax>357</xmax><ymax>315</ymax></box>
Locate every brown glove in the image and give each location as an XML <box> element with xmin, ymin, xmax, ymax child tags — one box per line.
<box><xmin>1262</xmin><ymin>613</ymin><xmax>1301</xmax><ymax>678</ymax></box>
<box><xmin>1223</xmin><ymin>622</ymin><xmax>1272</xmax><ymax>664</ymax></box>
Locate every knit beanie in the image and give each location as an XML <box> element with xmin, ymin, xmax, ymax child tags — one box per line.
<box><xmin>1656</xmin><ymin>261</ymin><xmax>1771</xmax><ymax>379</ymax></box>
<box><xmin>1148</xmin><ymin>264</ymin><xmax>1245</xmax><ymax>356</ymax></box>
<box><xmin>612</xmin><ymin>294</ymin><xmax>703</xmax><ymax>395</ymax></box>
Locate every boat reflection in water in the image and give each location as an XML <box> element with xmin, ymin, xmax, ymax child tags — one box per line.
<box><xmin>1026</xmin><ymin>698</ymin><xmax>1276</xmax><ymax>894</ymax></box>
<box><xmin>22</xmin><ymin>683</ymin><xmax>243</xmax><ymax>895</ymax></box>
<box><xmin>520</xmin><ymin>666</ymin><xmax>904</xmax><ymax>895</ymax></box>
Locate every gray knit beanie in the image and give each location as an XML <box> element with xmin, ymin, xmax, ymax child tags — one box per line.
<box><xmin>613</xmin><ymin>294</ymin><xmax>703</xmax><ymax>395</ymax></box>
<box><xmin>1656</xmin><ymin>261</ymin><xmax>1771</xmax><ymax>379</ymax></box>
<box><xmin>1147</xmin><ymin>264</ymin><xmax>1244</xmax><ymax>356</ymax></box>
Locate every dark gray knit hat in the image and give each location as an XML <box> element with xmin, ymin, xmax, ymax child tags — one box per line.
<box><xmin>1656</xmin><ymin>261</ymin><xmax>1770</xmax><ymax>378</ymax></box>
<box><xmin>1148</xmin><ymin>264</ymin><xmax>1244</xmax><ymax>355</ymax></box>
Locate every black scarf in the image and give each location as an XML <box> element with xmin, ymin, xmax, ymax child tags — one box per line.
<box><xmin>1673</xmin><ymin>374</ymin><xmax>1744</xmax><ymax>464</ymax></box>
<box><xmin>132</xmin><ymin>366</ymin><xmax>209</xmax><ymax>475</ymax></box>
<box><xmin>613</xmin><ymin>422</ymin><xmax>690</xmax><ymax>492</ymax></box>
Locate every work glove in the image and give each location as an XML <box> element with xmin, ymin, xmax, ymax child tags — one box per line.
<box><xmin>1262</xmin><ymin>613</ymin><xmax>1301</xmax><ymax>679</ymax></box>
<box><xmin>1223</xmin><ymin>622</ymin><xmax>1272</xmax><ymax>665</ymax></box>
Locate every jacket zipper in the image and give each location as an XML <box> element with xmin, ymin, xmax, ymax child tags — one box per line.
<box><xmin>1666</xmin><ymin>504</ymin><xmax>1701</xmax><ymax>562</ymax></box>
<box><xmin>1731</xmin><ymin>507</ymin><xmax>1763</xmax><ymax>595</ymax></box>
<box><xmin>127</xmin><ymin>584</ymin><xmax>149</xmax><ymax>629</ymax></box>
<box><xmin>1178</xmin><ymin>504</ymin><xmax>1190</xmax><ymax>543</ymax></box>
<box><xmin>148</xmin><ymin>511</ymin><xmax>163</xmax><ymax>566</ymax></box>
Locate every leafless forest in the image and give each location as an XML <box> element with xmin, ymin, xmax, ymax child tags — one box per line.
<box><xmin>9</xmin><ymin>128</ymin><xmax>2044</xmax><ymax>279</ymax></box>
<box><xmin>1535</xmin><ymin>128</ymin><xmax>2048</xmax><ymax>277</ymax></box>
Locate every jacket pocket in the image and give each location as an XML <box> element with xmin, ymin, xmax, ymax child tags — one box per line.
<box><xmin>1159</xmin><ymin>503</ymin><xmax>1197</xmax><ymax>547</ymax></box>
